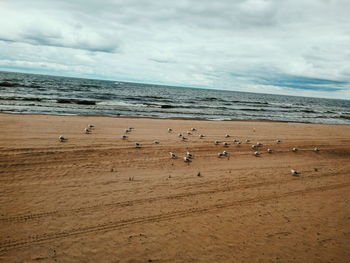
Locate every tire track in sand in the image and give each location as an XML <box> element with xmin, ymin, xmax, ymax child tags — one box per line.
<box><xmin>0</xmin><ymin>182</ymin><xmax>349</xmax><ymax>252</ymax></box>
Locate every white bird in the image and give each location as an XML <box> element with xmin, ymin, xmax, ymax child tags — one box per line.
<box><xmin>88</xmin><ymin>124</ymin><xmax>95</xmax><ymax>129</ymax></box>
<box><xmin>223</xmin><ymin>142</ymin><xmax>230</xmax><ymax>147</ymax></box>
<box><xmin>121</xmin><ymin>135</ymin><xmax>128</xmax><ymax>140</ymax></box>
<box><xmin>168</xmin><ymin>128</ymin><xmax>172</xmax><ymax>133</ymax></box>
<box><xmin>169</xmin><ymin>152</ymin><xmax>177</xmax><ymax>159</ymax></box>
<box><xmin>256</xmin><ymin>142</ymin><xmax>263</xmax><ymax>147</ymax></box>
<box><xmin>225</xmin><ymin>134</ymin><xmax>230</xmax><ymax>138</ymax></box>
<box><xmin>153</xmin><ymin>141</ymin><xmax>160</xmax><ymax>144</ymax></box>
<box><xmin>183</xmin><ymin>156</ymin><xmax>192</xmax><ymax>163</ymax></box>
<box><xmin>245</xmin><ymin>139</ymin><xmax>250</xmax><ymax>143</ymax></box>
<box><xmin>84</xmin><ymin>127</ymin><xmax>91</xmax><ymax>134</ymax></box>
<box><xmin>199</xmin><ymin>134</ymin><xmax>204</xmax><ymax>139</ymax></box>
<box><xmin>187</xmin><ymin>131</ymin><xmax>192</xmax><ymax>135</ymax></box>
<box><xmin>251</xmin><ymin>144</ymin><xmax>258</xmax><ymax>150</ymax></box>
<box><xmin>59</xmin><ymin>135</ymin><xmax>67</xmax><ymax>142</ymax></box>
<box><xmin>254</xmin><ymin>151</ymin><xmax>261</xmax><ymax>157</ymax></box>
<box><xmin>128</xmin><ymin>127</ymin><xmax>135</xmax><ymax>130</ymax></box>
<box><xmin>292</xmin><ymin>148</ymin><xmax>298</xmax><ymax>152</ymax></box>
<box><xmin>235</xmin><ymin>141</ymin><xmax>241</xmax><ymax>145</ymax></box>
<box><xmin>125</xmin><ymin>128</ymin><xmax>131</xmax><ymax>133</ymax></box>
<box><xmin>135</xmin><ymin>142</ymin><xmax>141</xmax><ymax>148</ymax></box>
<box><xmin>214</xmin><ymin>140</ymin><xmax>220</xmax><ymax>145</ymax></box>
<box><xmin>186</xmin><ymin>152</ymin><xmax>194</xmax><ymax>158</ymax></box>
<box><xmin>291</xmin><ymin>169</ymin><xmax>300</xmax><ymax>176</ymax></box>
<box><xmin>275</xmin><ymin>139</ymin><xmax>281</xmax><ymax>143</ymax></box>
<box><xmin>217</xmin><ymin>152</ymin><xmax>225</xmax><ymax>157</ymax></box>
<box><xmin>233</xmin><ymin>139</ymin><xmax>238</xmax><ymax>142</ymax></box>
<box><xmin>222</xmin><ymin>151</ymin><xmax>229</xmax><ymax>156</ymax></box>
<box><xmin>314</xmin><ymin>147</ymin><xmax>319</xmax><ymax>152</ymax></box>
<box><xmin>267</xmin><ymin>148</ymin><xmax>273</xmax><ymax>153</ymax></box>
<box><xmin>178</xmin><ymin>133</ymin><xmax>183</xmax><ymax>137</ymax></box>
<box><xmin>181</xmin><ymin>136</ymin><xmax>188</xmax><ymax>141</ymax></box>
<box><xmin>191</xmin><ymin>128</ymin><xmax>197</xmax><ymax>131</ymax></box>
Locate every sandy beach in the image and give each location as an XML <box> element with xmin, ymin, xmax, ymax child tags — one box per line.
<box><xmin>0</xmin><ymin>113</ymin><xmax>349</xmax><ymax>263</ymax></box>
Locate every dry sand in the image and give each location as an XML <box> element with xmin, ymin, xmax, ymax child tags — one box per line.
<box><xmin>0</xmin><ymin>113</ymin><xmax>349</xmax><ymax>263</ymax></box>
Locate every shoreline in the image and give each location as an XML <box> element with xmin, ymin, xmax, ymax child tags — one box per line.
<box><xmin>1</xmin><ymin>111</ymin><xmax>348</xmax><ymax>125</ymax></box>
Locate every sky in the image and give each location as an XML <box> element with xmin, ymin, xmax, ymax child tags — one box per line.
<box><xmin>0</xmin><ymin>0</ymin><xmax>350</xmax><ymax>99</ymax></box>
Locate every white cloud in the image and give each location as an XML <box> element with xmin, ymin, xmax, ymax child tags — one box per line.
<box><xmin>0</xmin><ymin>0</ymin><xmax>349</xmax><ymax>98</ymax></box>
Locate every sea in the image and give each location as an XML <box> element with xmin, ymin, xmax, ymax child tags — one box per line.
<box><xmin>0</xmin><ymin>71</ymin><xmax>349</xmax><ymax>124</ymax></box>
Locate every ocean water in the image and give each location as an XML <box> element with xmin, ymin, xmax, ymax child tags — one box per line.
<box><xmin>0</xmin><ymin>71</ymin><xmax>349</xmax><ymax>124</ymax></box>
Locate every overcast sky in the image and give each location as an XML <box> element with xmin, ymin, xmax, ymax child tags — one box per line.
<box><xmin>0</xmin><ymin>0</ymin><xmax>349</xmax><ymax>99</ymax></box>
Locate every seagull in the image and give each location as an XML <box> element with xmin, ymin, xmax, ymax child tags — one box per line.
<box><xmin>153</xmin><ymin>141</ymin><xmax>160</xmax><ymax>144</ymax></box>
<box><xmin>84</xmin><ymin>127</ymin><xmax>91</xmax><ymax>134</ymax></box>
<box><xmin>125</xmin><ymin>128</ymin><xmax>131</xmax><ymax>133</ymax></box>
<box><xmin>222</xmin><ymin>151</ymin><xmax>229</xmax><ymax>156</ymax></box>
<box><xmin>235</xmin><ymin>141</ymin><xmax>241</xmax><ymax>145</ymax></box>
<box><xmin>183</xmin><ymin>156</ymin><xmax>192</xmax><ymax>163</ymax></box>
<box><xmin>169</xmin><ymin>152</ymin><xmax>177</xmax><ymax>159</ymax></box>
<box><xmin>178</xmin><ymin>133</ymin><xmax>183</xmax><ymax>138</ymax></box>
<box><xmin>59</xmin><ymin>135</ymin><xmax>67</xmax><ymax>142</ymax></box>
<box><xmin>191</xmin><ymin>128</ymin><xmax>197</xmax><ymax>131</ymax></box>
<box><xmin>292</xmin><ymin>148</ymin><xmax>298</xmax><ymax>152</ymax></box>
<box><xmin>291</xmin><ymin>169</ymin><xmax>300</xmax><ymax>176</ymax></box>
<box><xmin>256</xmin><ymin>142</ymin><xmax>263</xmax><ymax>147</ymax></box>
<box><xmin>275</xmin><ymin>139</ymin><xmax>281</xmax><ymax>143</ymax></box>
<box><xmin>135</xmin><ymin>142</ymin><xmax>141</xmax><ymax>148</ymax></box>
<box><xmin>254</xmin><ymin>151</ymin><xmax>261</xmax><ymax>157</ymax></box>
<box><xmin>88</xmin><ymin>124</ymin><xmax>95</xmax><ymax>129</ymax></box>
<box><xmin>314</xmin><ymin>147</ymin><xmax>319</xmax><ymax>152</ymax></box>
<box><xmin>181</xmin><ymin>136</ymin><xmax>188</xmax><ymax>141</ymax></box>
<box><xmin>186</xmin><ymin>152</ymin><xmax>194</xmax><ymax>158</ymax></box>
<box><xmin>128</xmin><ymin>127</ymin><xmax>135</xmax><ymax>130</ymax></box>
<box><xmin>233</xmin><ymin>139</ymin><xmax>238</xmax><ymax>143</ymax></box>
<box><xmin>214</xmin><ymin>140</ymin><xmax>220</xmax><ymax>145</ymax></box>
<box><xmin>225</xmin><ymin>134</ymin><xmax>230</xmax><ymax>138</ymax></box>
<box><xmin>168</xmin><ymin>128</ymin><xmax>172</xmax><ymax>133</ymax></box>
<box><xmin>217</xmin><ymin>152</ymin><xmax>225</xmax><ymax>157</ymax></box>
<box><xmin>199</xmin><ymin>134</ymin><xmax>205</xmax><ymax>139</ymax></box>
<box><xmin>251</xmin><ymin>144</ymin><xmax>258</xmax><ymax>150</ymax></box>
<box><xmin>187</xmin><ymin>131</ymin><xmax>192</xmax><ymax>135</ymax></box>
<box><xmin>121</xmin><ymin>135</ymin><xmax>128</xmax><ymax>140</ymax></box>
<box><xmin>245</xmin><ymin>139</ymin><xmax>250</xmax><ymax>143</ymax></box>
<box><xmin>223</xmin><ymin>142</ymin><xmax>230</xmax><ymax>147</ymax></box>
<box><xmin>267</xmin><ymin>148</ymin><xmax>273</xmax><ymax>153</ymax></box>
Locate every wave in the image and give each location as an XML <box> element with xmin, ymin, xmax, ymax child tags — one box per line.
<box><xmin>56</xmin><ymin>99</ymin><xmax>97</xmax><ymax>105</ymax></box>
<box><xmin>0</xmin><ymin>81</ymin><xmax>19</xmax><ymax>87</ymax></box>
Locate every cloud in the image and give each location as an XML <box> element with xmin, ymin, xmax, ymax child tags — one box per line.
<box><xmin>0</xmin><ymin>0</ymin><xmax>349</xmax><ymax>99</ymax></box>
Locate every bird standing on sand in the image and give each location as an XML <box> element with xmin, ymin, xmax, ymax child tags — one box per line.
<box><xmin>59</xmin><ymin>135</ymin><xmax>67</xmax><ymax>142</ymax></box>
<box><xmin>178</xmin><ymin>133</ymin><xmax>183</xmax><ymax>137</ymax></box>
<box><xmin>135</xmin><ymin>142</ymin><xmax>141</xmax><ymax>148</ymax></box>
<box><xmin>169</xmin><ymin>152</ymin><xmax>177</xmax><ymax>159</ymax></box>
<box><xmin>245</xmin><ymin>139</ymin><xmax>250</xmax><ymax>143</ymax></box>
<box><xmin>225</xmin><ymin>134</ymin><xmax>230</xmax><ymax>138</ymax></box>
<box><xmin>223</xmin><ymin>142</ymin><xmax>230</xmax><ymax>147</ymax></box>
<box><xmin>84</xmin><ymin>127</ymin><xmax>91</xmax><ymax>134</ymax></box>
<box><xmin>121</xmin><ymin>135</ymin><xmax>128</xmax><ymax>140</ymax></box>
<box><xmin>235</xmin><ymin>141</ymin><xmax>241</xmax><ymax>145</ymax></box>
<box><xmin>191</xmin><ymin>128</ymin><xmax>197</xmax><ymax>131</ymax></box>
<box><xmin>291</xmin><ymin>169</ymin><xmax>300</xmax><ymax>176</ymax></box>
<box><xmin>186</xmin><ymin>152</ymin><xmax>194</xmax><ymax>158</ymax></box>
<box><xmin>183</xmin><ymin>156</ymin><xmax>192</xmax><ymax>163</ymax></box>
<box><xmin>88</xmin><ymin>124</ymin><xmax>95</xmax><ymax>129</ymax></box>
<box><xmin>292</xmin><ymin>148</ymin><xmax>298</xmax><ymax>152</ymax></box>
<box><xmin>275</xmin><ymin>139</ymin><xmax>281</xmax><ymax>143</ymax></box>
<box><xmin>153</xmin><ymin>141</ymin><xmax>160</xmax><ymax>144</ymax></box>
<box><xmin>254</xmin><ymin>151</ymin><xmax>261</xmax><ymax>157</ymax></box>
<box><xmin>199</xmin><ymin>134</ymin><xmax>205</xmax><ymax>139</ymax></box>
<box><xmin>125</xmin><ymin>128</ymin><xmax>131</xmax><ymax>133</ymax></box>
<box><xmin>267</xmin><ymin>148</ymin><xmax>273</xmax><ymax>153</ymax></box>
<box><xmin>314</xmin><ymin>147</ymin><xmax>319</xmax><ymax>152</ymax></box>
<box><xmin>214</xmin><ymin>140</ymin><xmax>220</xmax><ymax>145</ymax></box>
<box><xmin>168</xmin><ymin>128</ymin><xmax>172</xmax><ymax>133</ymax></box>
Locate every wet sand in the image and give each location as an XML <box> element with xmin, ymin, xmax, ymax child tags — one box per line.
<box><xmin>0</xmin><ymin>113</ymin><xmax>349</xmax><ymax>262</ymax></box>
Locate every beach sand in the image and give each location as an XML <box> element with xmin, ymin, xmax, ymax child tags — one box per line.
<box><xmin>0</xmin><ymin>113</ymin><xmax>349</xmax><ymax>263</ymax></box>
